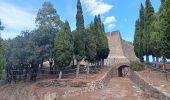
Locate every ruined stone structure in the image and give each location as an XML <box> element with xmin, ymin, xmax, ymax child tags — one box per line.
<box><xmin>105</xmin><ymin>31</ymin><xmax>139</xmax><ymax>65</ymax></box>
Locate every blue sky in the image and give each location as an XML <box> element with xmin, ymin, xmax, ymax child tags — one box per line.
<box><xmin>0</xmin><ymin>0</ymin><xmax>161</xmax><ymax>42</ymax></box>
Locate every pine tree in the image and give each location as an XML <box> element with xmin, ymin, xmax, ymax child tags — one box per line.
<box><xmin>54</xmin><ymin>21</ymin><xmax>73</xmax><ymax>79</ymax></box>
<box><xmin>74</xmin><ymin>0</ymin><xmax>85</xmax><ymax>76</ymax></box>
<box><xmin>143</xmin><ymin>0</ymin><xmax>154</xmax><ymax>62</ymax></box>
<box><xmin>85</xmin><ymin>22</ymin><xmax>97</xmax><ymax>74</ymax></box>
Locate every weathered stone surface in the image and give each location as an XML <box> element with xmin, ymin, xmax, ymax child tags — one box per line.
<box><xmin>62</xmin><ymin>66</ymin><xmax>116</xmax><ymax>98</ymax></box>
<box><xmin>106</xmin><ymin>31</ymin><xmax>139</xmax><ymax>65</ymax></box>
<box><xmin>130</xmin><ymin>70</ymin><xmax>170</xmax><ymax>100</ymax></box>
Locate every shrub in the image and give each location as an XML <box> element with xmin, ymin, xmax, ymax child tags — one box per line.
<box><xmin>130</xmin><ymin>61</ymin><xmax>144</xmax><ymax>71</ymax></box>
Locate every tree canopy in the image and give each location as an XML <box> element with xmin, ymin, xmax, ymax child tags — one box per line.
<box><xmin>134</xmin><ymin>0</ymin><xmax>170</xmax><ymax>62</ymax></box>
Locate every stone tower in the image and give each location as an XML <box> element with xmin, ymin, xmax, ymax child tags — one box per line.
<box><xmin>105</xmin><ymin>31</ymin><xmax>138</xmax><ymax>65</ymax></box>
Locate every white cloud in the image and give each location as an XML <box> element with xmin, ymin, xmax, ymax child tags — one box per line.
<box><xmin>82</xmin><ymin>0</ymin><xmax>113</xmax><ymax>15</ymax></box>
<box><xmin>103</xmin><ymin>16</ymin><xmax>116</xmax><ymax>24</ymax></box>
<box><xmin>0</xmin><ymin>2</ymin><xmax>36</xmax><ymax>38</ymax></box>
<box><xmin>107</xmin><ymin>24</ymin><xmax>116</xmax><ymax>30</ymax></box>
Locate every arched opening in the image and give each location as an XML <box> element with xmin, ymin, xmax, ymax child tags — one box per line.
<box><xmin>118</xmin><ymin>65</ymin><xmax>130</xmax><ymax>77</ymax></box>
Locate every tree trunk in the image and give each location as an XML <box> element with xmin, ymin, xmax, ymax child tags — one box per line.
<box><xmin>95</xmin><ymin>61</ymin><xmax>97</xmax><ymax>72</ymax></box>
<box><xmin>87</xmin><ymin>62</ymin><xmax>90</xmax><ymax>74</ymax></box>
<box><xmin>156</xmin><ymin>57</ymin><xmax>159</xmax><ymax>62</ymax></box>
<box><xmin>97</xmin><ymin>60</ymin><xmax>99</xmax><ymax>68</ymax></box>
<box><xmin>152</xmin><ymin>56</ymin><xmax>155</xmax><ymax>62</ymax></box>
<box><xmin>102</xmin><ymin>59</ymin><xmax>104</xmax><ymax>66</ymax></box>
<box><xmin>58</xmin><ymin>71</ymin><xmax>62</xmax><ymax>79</ymax></box>
<box><xmin>76</xmin><ymin>62</ymin><xmax>80</xmax><ymax>76</ymax></box>
<box><xmin>73</xmin><ymin>59</ymin><xmax>74</xmax><ymax>67</ymax></box>
<box><xmin>162</xmin><ymin>56</ymin><xmax>166</xmax><ymax>71</ymax></box>
<box><xmin>146</xmin><ymin>55</ymin><xmax>149</xmax><ymax>63</ymax></box>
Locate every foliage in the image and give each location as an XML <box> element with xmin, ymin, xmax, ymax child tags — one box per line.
<box><xmin>0</xmin><ymin>19</ymin><xmax>5</xmax><ymax>79</ymax></box>
<box><xmin>85</xmin><ymin>23</ymin><xmax>97</xmax><ymax>63</ymax></box>
<box><xmin>134</xmin><ymin>4</ymin><xmax>145</xmax><ymax>62</ymax></box>
<box><xmin>5</xmin><ymin>1</ymin><xmax>63</xmax><ymax>66</ymax></box>
<box><xmin>93</xmin><ymin>15</ymin><xmax>109</xmax><ymax>65</ymax></box>
<box><xmin>150</xmin><ymin>14</ymin><xmax>161</xmax><ymax>59</ymax></box>
<box><xmin>134</xmin><ymin>0</ymin><xmax>170</xmax><ymax>62</ymax></box>
<box><xmin>74</xmin><ymin>0</ymin><xmax>85</xmax><ymax>62</ymax></box>
<box><xmin>130</xmin><ymin>61</ymin><xmax>144</xmax><ymax>71</ymax></box>
<box><xmin>54</xmin><ymin>21</ymin><xmax>73</xmax><ymax>71</ymax></box>
<box><xmin>35</xmin><ymin>1</ymin><xmax>63</xmax><ymax>58</ymax></box>
<box><xmin>142</xmin><ymin>0</ymin><xmax>155</xmax><ymax>62</ymax></box>
<box><xmin>157</xmin><ymin>0</ymin><xmax>170</xmax><ymax>58</ymax></box>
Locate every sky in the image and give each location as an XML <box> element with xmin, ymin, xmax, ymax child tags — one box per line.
<box><xmin>0</xmin><ymin>0</ymin><xmax>161</xmax><ymax>42</ymax></box>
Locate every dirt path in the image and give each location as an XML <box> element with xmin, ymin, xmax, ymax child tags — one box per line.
<box><xmin>66</xmin><ymin>77</ymin><xmax>154</xmax><ymax>100</ymax></box>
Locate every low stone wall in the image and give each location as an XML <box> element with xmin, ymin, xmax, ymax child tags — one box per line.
<box><xmin>130</xmin><ymin>70</ymin><xmax>170</xmax><ymax>100</ymax></box>
<box><xmin>62</xmin><ymin>66</ymin><xmax>117</xmax><ymax>98</ymax></box>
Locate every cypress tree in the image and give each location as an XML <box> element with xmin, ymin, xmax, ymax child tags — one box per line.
<box><xmin>93</xmin><ymin>15</ymin><xmax>109</xmax><ymax>66</ymax></box>
<box><xmin>158</xmin><ymin>0</ymin><xmax>170</xmax><ymax>59</ymax></box>
<box><xmin>74</xmin><ymin>0</ymin><xmax>85</xmax><ymax>76</ymax></box>
<box><xmin>134</xmin><ymin>4</ymin><xmax>145</xmax><ymax>62</ymax></box>
<box><xmin>139</xmin><ymin>4</ymin><xmax>145</xmax><ymax>62</ymax></box>
<box><xmin>100</xmin><ymin>23</ymin><xmax>109</xmax><ymax>65</ymax></box>
<box><xmin>134</xmin><ymin>19</ymin><xmax>141</xmax><ymax>60</ymax></box>
<box><xmin>94</xmin><ymin>15</ymin><xmax>103</xmax><ymax>66</ymax></box>
<box><xmin>143</xmin><ymin>0</ymin><xmax>154</xmax><ymax>62</ymax></box>
<box><xmin>150</xmin><ymin>13</ymin><xmax>161</xmax><ymax>62</ymax></box>
<box><xmin>54</xmin><ymin>21</ymin><xmax>73</xmax><ymax>79</ymax></box>
<box><xmin>85</xmin><ymin>22</ymin><xmax>97</xmax><ymax>74</ymax></box>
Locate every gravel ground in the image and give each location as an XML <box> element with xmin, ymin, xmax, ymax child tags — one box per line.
<box><xmin>64</xmin><ymin>77</ymin><xmax>156</xmax><ymax>100</ymax></box>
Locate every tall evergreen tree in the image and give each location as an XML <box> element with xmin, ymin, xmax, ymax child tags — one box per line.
<box><xmin>150</xmin><ymin>13</ymin><xmax>161</xmax><ymax>62</ymax></box>
<box><xmin>74</xmin><ymin>0</ymin><xmax>85</xmax><ymax>76</ymax></box>
<box><xmin>54</xmin><ymin>21</ymin><xmax>73</xmax><ymax>79</ymax></box>
<box><xmin>100</xmin><ymin>23</ymin><xmax>109</xmax><ymax>65</ymax></box>
<box><xmin>158</xmin><ymin>0</ymin><xmax>170</xmax><ymax>59</ymax></box>
<box><xmin>94</xmin><ymin>15</ymin><xmax>102</xmax><ymax>66</ymax></box>
<box><xmin>143</xmin><ymin>0</ymin><xmax>154</xmax><ymax>62</ymax></box>
<box><xmin>134</xmin><ymin>19</ymin><xmax>141</xmax><ymax>60</ymax></box>
<box><xmin>134</xmin><ymin>4</ymin><xmax>145</xmax><ymax>62</ymax></box>
<box><xmin>85</xmin><ymin>22</ymin><xmax>97</xmax><ymax>74</ymax></box>
<box><xmin>93</xmin><ymin>15</ymin><xmax>109</xmax><ymax>66</ymax></box>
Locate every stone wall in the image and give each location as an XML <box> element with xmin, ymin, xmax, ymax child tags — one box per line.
<box><xmin>130</xmin><ymin>70</ymin><xmax>170</xmax><ymax>100</ymax></box>
<box><xmin>62</xmin><ymin>66</ymin><xmax>117</xmax><ymax>98</ymax></box>
<box><xmin>106</xmin><ymin>31</ymin><xmax>139</xmax><ymax>66</ymax></box>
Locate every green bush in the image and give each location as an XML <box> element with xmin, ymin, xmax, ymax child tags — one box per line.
<box><xmin>130</xmin><ymin>61</ymin><xmax>144</xmax><ymax>71</ymax></box>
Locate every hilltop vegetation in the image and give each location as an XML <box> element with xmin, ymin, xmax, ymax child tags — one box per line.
<box><xmin>0</xmin><ymin>0</ymin><xmax>109</xmax><ymax>79</ymax></box>
<box><xmin>134</xmin><ymin>0</ymin><xmax>170</xmax><ymax>62</ymax></box>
